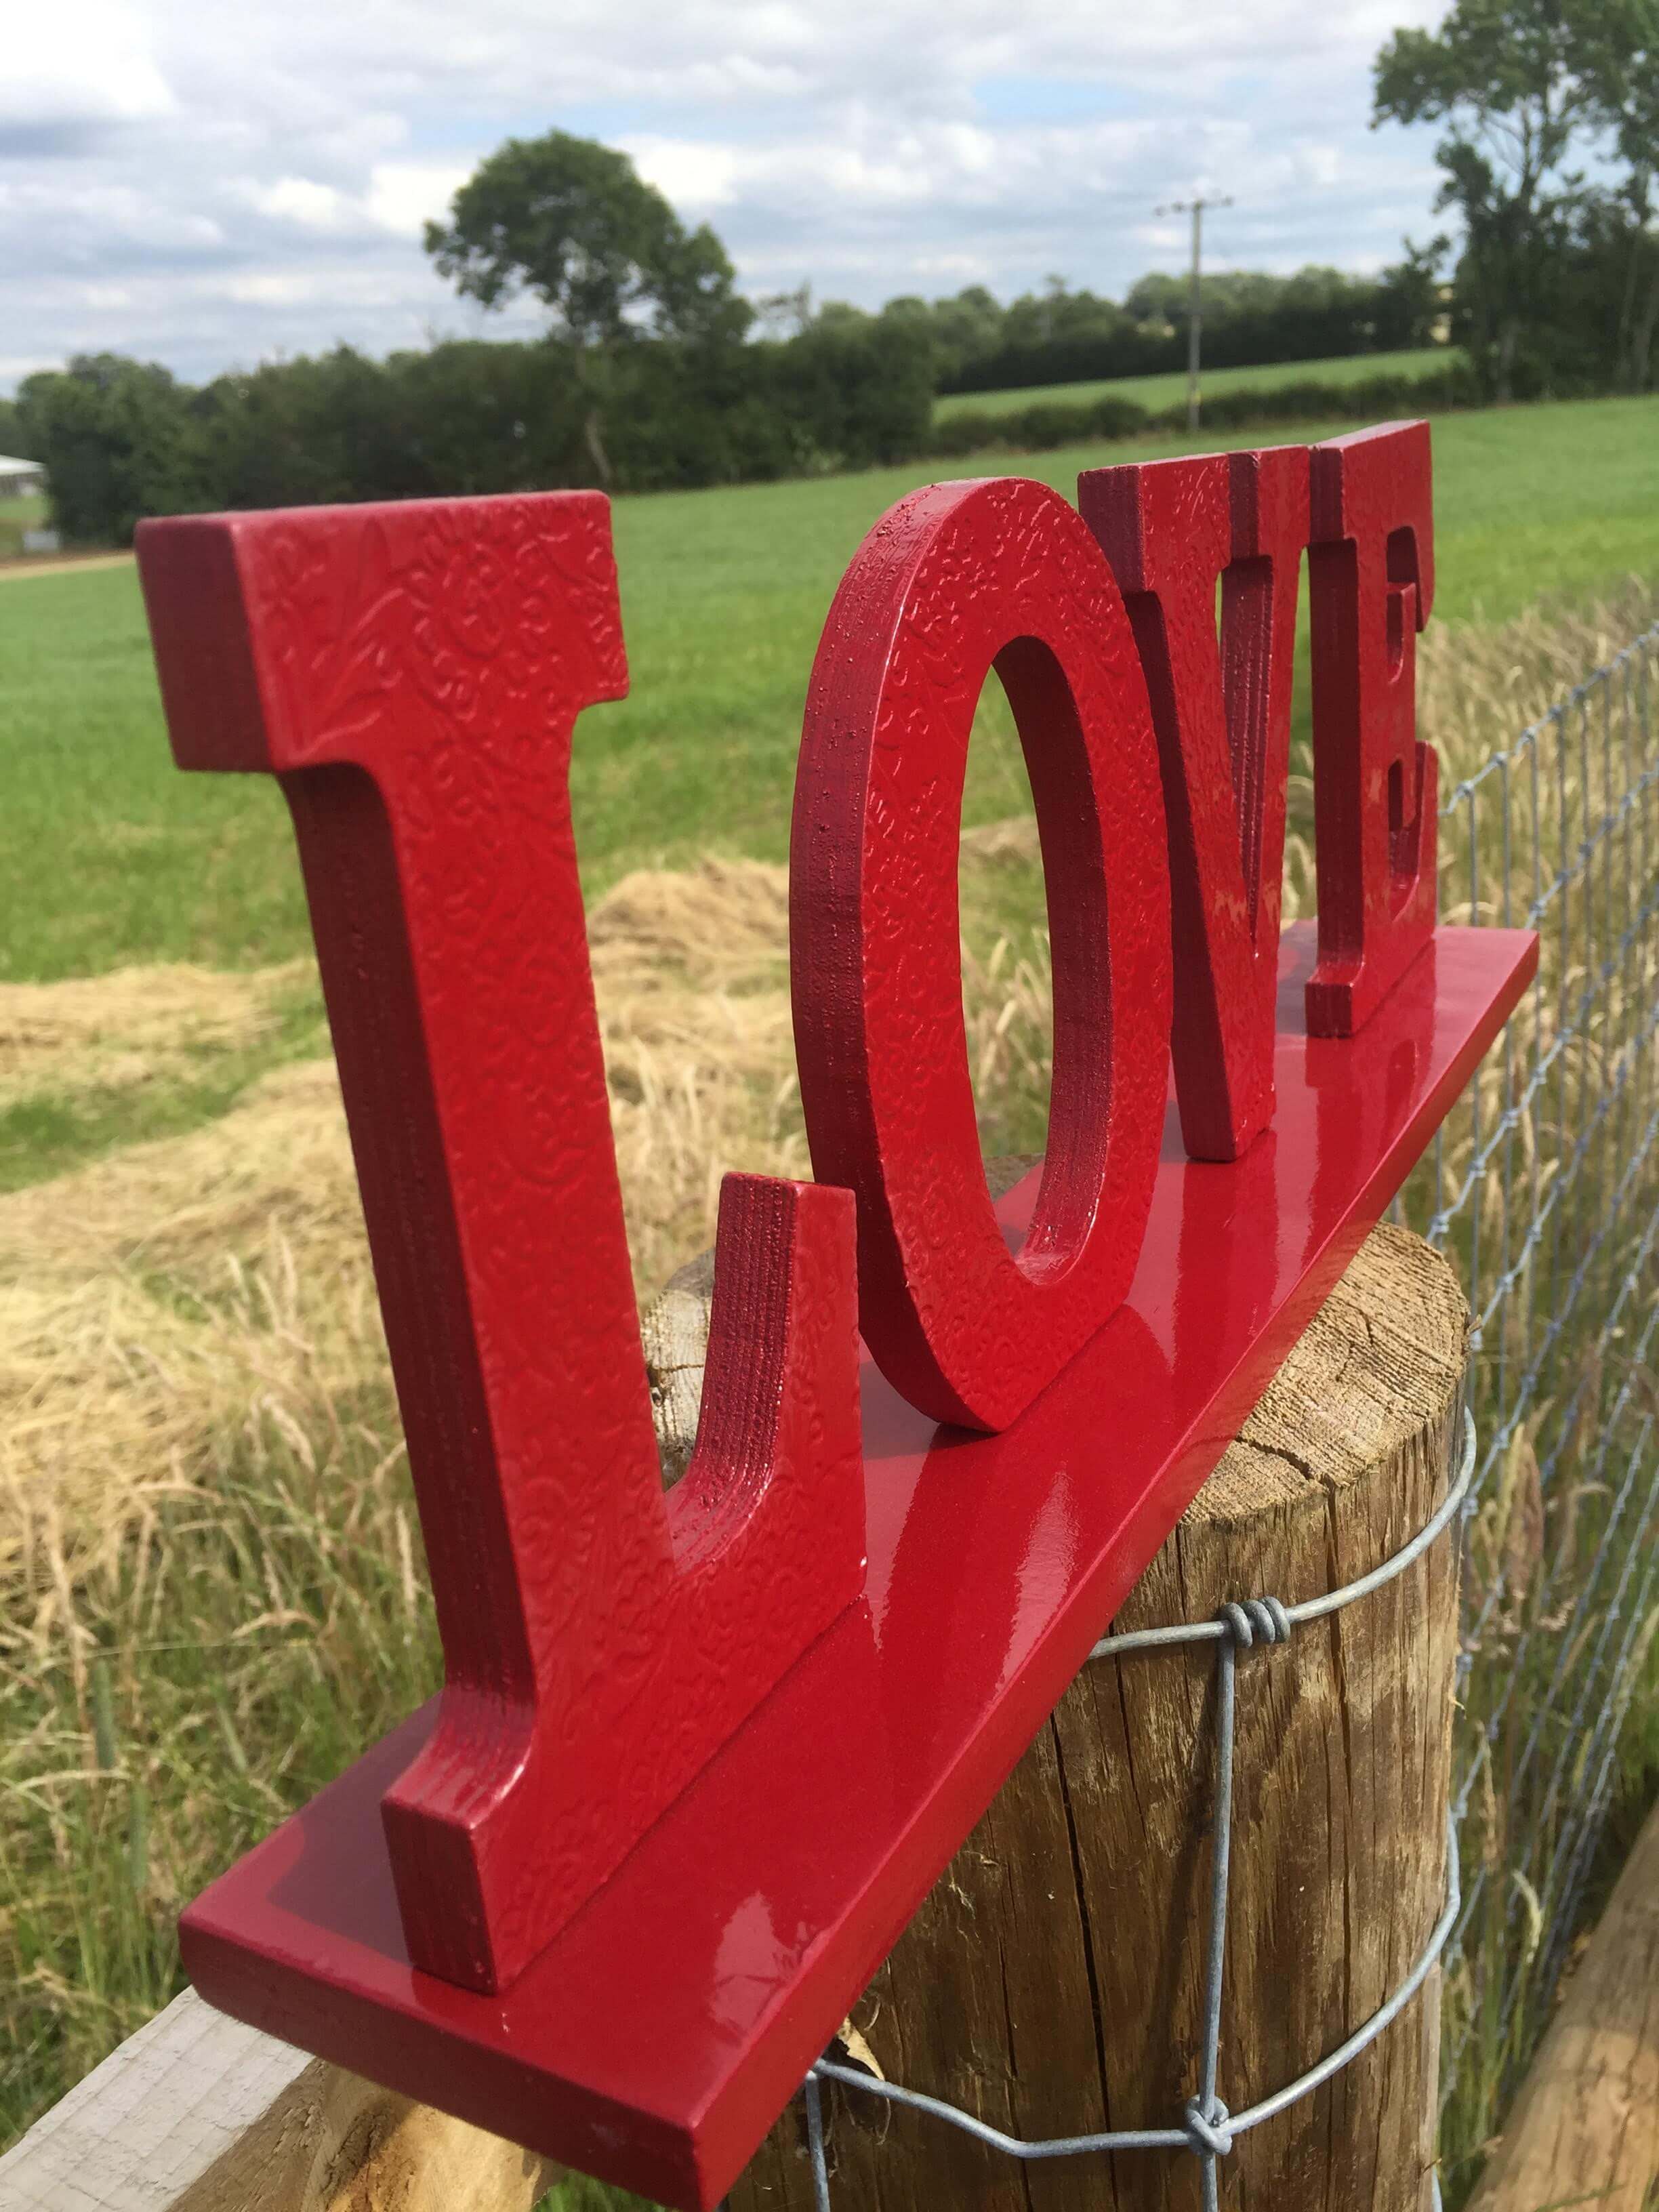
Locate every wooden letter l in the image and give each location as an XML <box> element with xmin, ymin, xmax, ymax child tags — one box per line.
<box><xmin>136</xmin><ymin>493</ymin><xmax>865</xmax><ymax>1996</ymax></box>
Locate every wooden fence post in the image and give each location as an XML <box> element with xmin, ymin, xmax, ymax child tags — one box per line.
<box><xmin>700</xmin><ymin>1219</ymin><xmax>1468</xmax><ymax>2212</ymax></box>
<box><xmin>1465</xmin><ymin>1795</ymin><xmax>1659</xmax><ymax>2212</ymax></box>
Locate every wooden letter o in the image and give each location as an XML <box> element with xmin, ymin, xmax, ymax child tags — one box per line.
<box><xmin>791</xmin><ymin>476</ymin><xmax>1172</xmax><ymax>1433</ymax></box>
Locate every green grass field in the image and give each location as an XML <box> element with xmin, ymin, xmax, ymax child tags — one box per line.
<box><xmin>1</xmin><ymin>392</ymin><xmax>1656</xmax><ymax>988</ymax></box>
<box><xmin>933</xmin><ymin>344</ymin><xmax>1458</xmax><ymax>420</ymax></box>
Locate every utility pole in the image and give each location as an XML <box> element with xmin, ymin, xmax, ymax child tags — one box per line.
<box><xmin>1155</xmin><ymin>194</ymin><xmax>1233</xmax><ymax>432</ymax></box>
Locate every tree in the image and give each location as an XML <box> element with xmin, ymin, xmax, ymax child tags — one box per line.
<box><xmin>771</xmin><ymin>313</ymin><xmax>935</xmax><ymax>470</ymax></box>
<box><xmin>753</xmin><ymin>282</ymin><xmax>813</xmax><ymax>337</ymax></box>
<box><xmin>920</xmin><ymin>286</ymin><xmax>1008</xmax><ymax>384</ymax></box>
<box><xmin>16</xmin><ymin>354</ymin><xmax>205</xmax><ymax>545</ymax></box>
<box><xmin>1372</xmin><ymin>0</ymin><xmax>1652</xmax><ymax>398</ymax></box>
<box><xmin>424</xmin><ymin>131</ymin><xmax>750</xmax><ymax>483</ymax></box>
<box><xmin>1582</xmin><ymin>1</ymin><xmax>1659</xmax><ymax>387</ymax></box>
<box><xmin>1372</xmin><ymin>242</ymin><xmax>1452</xmax><ymax>349</ymax></box>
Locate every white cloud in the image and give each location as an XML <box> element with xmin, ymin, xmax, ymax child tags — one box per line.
<box><xmin>0</xmin><ymin>3</ymin><xmax>175</xmax><ymax>132</ymax></box>
<box><xmin>627</xmin><ymin>140</ymin><xmax>742</xmax><ymax>213</ymax></box>
<box><xmin>251</xmin><ymin>177</ymin><xmax>350</xmax><ymax>230</ymax></box>
<box><xmin>225</xmin><ymin>272</ymin><xmax>321</xmax><ymax>306</ymax></box>
<box><xmin>365</xmin><ymin>162</ymin><xmax>474</xmax><ymax>237</ymax></box>
<box><xmin>0</xmin><ymin>0</ymin><xmax>1451</xmax><ymax>390</ymax></box>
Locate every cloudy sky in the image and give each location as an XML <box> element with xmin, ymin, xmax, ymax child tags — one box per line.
<box><xmin>1</xmin><ymin>0</ymin><xmax>1449</xmax><ymax>396</ymax></box>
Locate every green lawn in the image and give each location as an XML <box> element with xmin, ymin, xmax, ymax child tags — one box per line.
<box><xmin>934</xmin><ymin>344</ymin><xmax>1458</xmax><ymax>420</ymax></box>
<box><xmin>1</xmin><ymin>392</ymin><xmax>1656</xmax><ymax>985</ymax></box>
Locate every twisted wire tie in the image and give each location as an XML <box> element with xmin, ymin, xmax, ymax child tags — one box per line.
<box><xmin>1217</xmin><ymin>1596</ymin><xmax>1292</xmax><ymax>1649</ymax></box>
<box><xmin>1181</xmin><ymin>2093</ymin><xmax>1234</xmax><ymax>2157</ymax></box>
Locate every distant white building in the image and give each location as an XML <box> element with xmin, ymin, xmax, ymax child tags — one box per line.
<box><xmin>0</xmin><ymin>455</ymin><xmax>45</xmax><ymax>498</ymax></box>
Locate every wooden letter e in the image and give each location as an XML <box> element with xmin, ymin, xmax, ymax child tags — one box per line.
<box><xmin>1305</xmin><ymin>420</ymin><xmax>1438</xmax><ymax>1034</ymax></box>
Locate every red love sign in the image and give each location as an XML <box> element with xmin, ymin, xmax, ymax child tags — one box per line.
<box><xmin>135</xmin><ymin>422</ymin><xmax>1534</xmax><ymax>2210</ymax></box>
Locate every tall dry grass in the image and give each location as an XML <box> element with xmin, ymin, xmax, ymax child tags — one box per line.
<box><xmin>0</xmin><ymin>835</ymin><xmax>1069</xmax><ymax>1583</ymax></box>
<box><xmin>0</xmin><ymin>964</ymin><xmax>302</xmax><ymax>1114</ymax></box>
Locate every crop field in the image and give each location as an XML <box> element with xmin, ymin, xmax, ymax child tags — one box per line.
<box><xmin>0</xmin><ymin>389</ymin><xmax>1655</xmax><ymax>2197</ymax></box>
<box><xmin>933</xmin><ymin>343</ymin><xmax>1458</xmax><ymax>420</ymax></box>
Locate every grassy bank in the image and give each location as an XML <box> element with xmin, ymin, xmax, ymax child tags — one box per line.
<box><xmin>935</xmin><ymin>343</ymin><xmax>1458</xmax><ymax>419</ymax></box>
<box><xmin>1</xmin><ymin>393</ymin><xmax>1656</xmax><ymax>987</ymax></box>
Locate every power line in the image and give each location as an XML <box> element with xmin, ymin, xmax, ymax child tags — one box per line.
<box><xmin>1155</xmin><ymin>195</ymin><xmax>1234</xmax><ymax>432</ymax></box>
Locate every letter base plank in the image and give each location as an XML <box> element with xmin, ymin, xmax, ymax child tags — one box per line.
<box><xmin>179</xmin><ymin>924</ymin><xmax>1536</xmax><ymax>2212</ymax></box>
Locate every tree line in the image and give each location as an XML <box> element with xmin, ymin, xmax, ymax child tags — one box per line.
<box><xmin>5</xmin><ymin>321</ymin><xmax>935</xmax><ymax>547</ymax></box>
<box><xmin>1</xmin><ymin>270</ymin><xmax>1456</xmax><ymax>550</ymax></box>
<box><xmin>3</xmin><ymin>0</ymin><xmax>1653</xmax><ymax>545</ymax></box>
<box><xmin>881</xmin><ymin>262</ymin><xmax>1441</xmax><ymax>397</ymax></box>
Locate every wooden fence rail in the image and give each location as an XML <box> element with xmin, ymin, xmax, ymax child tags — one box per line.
<box><xmin>0</xmin><ymin>1989</ymin><xmax>557</xmax><ymax>2212</ymax></box>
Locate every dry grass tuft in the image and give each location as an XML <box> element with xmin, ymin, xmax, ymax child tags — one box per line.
<box><xmin>0</xmin><ymin>963</ymin><xmax>305</xmax><ymax>1112</ymax></box>
<box><xmin>589</xmin><ymin>859</ymin><xmax>803</xmax><ymax>1296</ymax></box>
<box><xmin>0</xmin><ymin>863</ymin><xmax>807</xmax><ymax>1584</ymax></box>
<box><xmin>0</xmin><ymin>843</ymin><xmax>1070</xmax><ymax>1583</ymax></box>
<box><xmin>0</xmin><ymin>1061</ymin><xmax>375</xmax><ymax>1582</ymax></box>
<box><xmin>1417</xmin><ymin>579</ymin><xmax>1659</xmax><ymax>775</ymax></box>
<box><xmin>1282</xmin><ymin>579</ymin><xmax>1659</xmax><ymax>920</ymax></box>
<box><xmin>589</xmin><ymin>855</ymin><xmax>790</xmax><ymax>987</ymax></box>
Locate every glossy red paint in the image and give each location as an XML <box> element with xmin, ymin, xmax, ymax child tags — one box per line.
<box><xmin>791</xmin><ymin>476</ymin><xmax>1172</xmax><ymax>1432</ymax></box>
<box><xmin>136</xmin><ymin>496</ymin><xmax>865</xmax><ymax>1996</ymax></box>
<box><xmin>177</xmin><ymin>922</ymin><xmax>1538</xmax><ymax>2211</ymax></box>
<box><xmin>131</xmin><ymin>447</ymin><xmax>1537</xmax><ymax>2208</ymax></box>
<box><xmin>1305</xmin><ymin>420</ymin><xmax>1438</xmax><ymax>1036</ymax></box>
<box><xmin>1078</xmin><ymin>444</ymin><xmax>1309</xmax><ymax>1161</ymax></box>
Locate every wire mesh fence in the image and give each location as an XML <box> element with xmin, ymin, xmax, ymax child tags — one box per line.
<box><xmin>1397</xmin><ymin>614</ymin><xmax>1659</xmax><ymax>2184</ymax></box>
